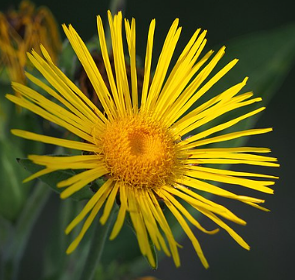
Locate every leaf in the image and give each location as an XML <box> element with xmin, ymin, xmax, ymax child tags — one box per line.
<box><xmin>209</xmin><ymin>23</ymin><xmax>295</xmax><ymax>134</ymax></box>
<box><xmin>18</xmin><ymin>158</ymin><xmax>94</xmax><ymax>201</ymax></box>
<box><xmin>216</xmin><ymin>23</ymin><xmax>295</xmax><ymax>102</ymax></box>
<box><xmin>0</xmin><ymin>140</ymin><xmax>31</xmax><ymax>220</ymax></box>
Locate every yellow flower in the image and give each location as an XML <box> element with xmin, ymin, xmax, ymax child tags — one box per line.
<box><xmin>6</xmin><ymin>11</ymin><xmax>278</xmax><ymax>268</ymax></box>
<box><xmin>0</xmin><ymin>0</ymin><xmax>61</xmax><ymax>84</ymax></box>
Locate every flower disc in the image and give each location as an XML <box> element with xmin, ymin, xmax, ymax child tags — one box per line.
<box><xmin>101</xmin><ymin>116</ymin><xmax>177</xmax><ymax>189</ymax></box>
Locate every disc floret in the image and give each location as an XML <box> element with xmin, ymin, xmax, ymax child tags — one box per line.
<box><xmin>101</xmin><ymin>115</ymin><xmax>177</xmax><ymax>189</ymax></box>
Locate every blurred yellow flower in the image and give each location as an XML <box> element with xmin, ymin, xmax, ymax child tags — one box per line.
<box><xmin>7</xmin><ymin>11</ymin><xmax>278</xmax><ymax>268</ymax></box>
<box><xmin>0</xmin><ymin>0</ymin><xmax>61</xmax><ymax>84</ymax></box>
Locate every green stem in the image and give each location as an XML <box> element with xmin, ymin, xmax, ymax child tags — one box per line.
<box><xmin>1</xmin><ymin>182</ymin><xmax>51</xmax><ymax>280</ymax></box>
<box><xmin>78</xmin><ymin>205</ymin><xmax>117</xmax><ymax>280</ymax></box>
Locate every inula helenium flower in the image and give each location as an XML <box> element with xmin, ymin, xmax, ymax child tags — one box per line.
<box><xmin>7</xmin><ymin>11</ymin><xmax>278</xmax><ymax>268</ymax></box>
<box><xmin>0</xmin><ymin>0</ymin><xmax>61</xmax><ymax>84</ymax></box>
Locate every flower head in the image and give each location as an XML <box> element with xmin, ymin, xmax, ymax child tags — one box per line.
<box><xmin>0</xmin><ymin>0</ymin><xmax>61</xmax><ymax>84</ymax></box>
<box><xmin>6</xmin><ymin>11</ymin><xmax>278</xmax><ymax>268</ymax></box>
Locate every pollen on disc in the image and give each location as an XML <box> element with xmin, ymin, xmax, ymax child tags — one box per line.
<box><xmin>101</xmin><ymin>116</ymin><xmax>177</xmax><ymax>189</ymax></box>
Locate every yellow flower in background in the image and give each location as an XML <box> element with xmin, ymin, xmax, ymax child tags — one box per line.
<box><xmin>6</xmin><ymin>11</ymin><xmax>278</xmax><ymax>268</ymax></box>
<box><xmin>0</xmin><ymin>0</ymin><xmax>61</xmax><ymax>84</ymax></box>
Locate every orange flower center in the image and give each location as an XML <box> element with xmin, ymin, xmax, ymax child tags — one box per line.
<box><xmin>101</xmin><ymin>116</ymin><xmax>177</xmax><ymax>189</ymax></box>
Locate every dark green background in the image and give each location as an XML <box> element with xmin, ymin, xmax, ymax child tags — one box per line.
<box><xmin>1</xmin><ymin>0</ymin><xmax>294</xmax><ymax>279</ymax></box>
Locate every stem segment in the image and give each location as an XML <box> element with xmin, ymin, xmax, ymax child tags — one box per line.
<box><xmin>1</xmin><ymin>182</ymin><xmax>51</xmax><ymax>280</ymax></box>
<box><xmin>79</xmin><ymin>205</ymin><xmax>117</xmax><ymax>280</ymax></box>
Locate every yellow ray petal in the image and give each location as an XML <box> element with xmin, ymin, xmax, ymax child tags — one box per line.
<box><xmin>138</xmin><ymin>190</ymin><xmax>171</xmax><ymax>255</ymax></box>
<box><xmin>198</xmin><ymin>209</ymin><xmax>250</xmax><ymax>250</ymax></box>
<box><xmin>11</xmin><ymin>129</ymin><xmax>100</xmax><ymax>152</ymax></box>
<box><xmin>96</xmin><ymin>15</ymin><xmax>122</xmax><ymax>116</ymax></box>
<box><xmin>109</xmin><ymin>183</ymin><xmax>127</xmax><ymax>240</ymax></box>
<box><xmin>172</xmin><ymin>77</ymin><xmax>248</xmax><ymax>134</ymax></box>
<box><xmin>185</xmin><ymin>165</ymin><xmax>278</xmax><ymax>179</ymax></box>
<box><xmin>66</xmin><ymin>193</ymin><xmax>108</xmax><ymax>254</ymax></box>
<box><xmin>186</xmin><ymin>158</ymin><xmax>279</xmax><ymax>167</ymax></box>
<box><xmin>138</xmin><ymin>192</ymin><xmax>162</xmax><ymax>251</ymax></box>
<box><xmin>174</xmin><ymin>184</ymin><xmax>246</xmax><ymax>225</ymax></box>
<box><xmin>39</xmin><ymin>45</ymin><xmax>107</xmax><ymax>125</ymax></box>
<box><xmin>140</xmin><ymin>19</ymin><xmax>155</xmax><ymax>109</ymax></box>
<box><xmin>62</xmin><ymin>24</ymin><xmax>116</xmax><ymax>119</ymax></box>
<box><xmin>181</xmin><ymin>128</ymin><xmax>272</xmax><ymax>149</ymax></box>
<box><xmin>28</xmin><ymin>48</ymin><xmax>106</xmax><ymax>125</ymax></box>
<box><xmin>108</xmin><ymin>12</ymin><xmax>132</xmax><ymax>115</ymax></box>
<box><xmin>7</xmin><ymin>91</ymin><xmax>94</xmax><ymax>144</ymax></box>
<box><xmin>66</xmin><ymin>179</ymin><xmax>113</xmax><ymax>234</ymax></box>
<box><xmin>145</xmin><ymin>19</ymin><xmax>181</xmax><ymax>110</ymax></box>
<box><xmin>25</xmin><ymin>71</ymin><xmax>102</xmax><ymax>127</ymax></box>
<box><xmin>184</xmin><ymin>107</ymin><xmax>265</xmax><ymax>144</ymax></box>
<box><xmin>165</xmin><ymin>47</ymin><xmax>237</xmax><ymax>125</ymax></box>
<box><xmin>158</xmin><ymin>189</ymin><xmax>209</xmax><ymax>268</ymax></box>
<box><xmin>154</xmin><ymin>30</ymin><xmax>208</xmax><ymax>120</ymax></box>
<box><xmin>28</xmin><ymin>154</ymin><xmax>104</xmax><ymax>170</ymax></box>
<box><xmin>147</xmin><ymin>190</ymin><xmax>181</xmax><ymax>267</ymax></box>
<box><xmin>177</xmin><ymin>176</ymin><xmax>265</xmax><ymax>204</ymax></box>
<box><xmin>100</xmin><ymin>181</ymin><xmax>120</xmax><ymax>225</ymax></box>
<box><xmin>23</xmin><ymin>167</ymin><xmax>55</xmax><ymax>183</ymax></box>
<box><xmin>125</xmin><ymin>18</ymin><xmax>138</xmax><ymax>112</ymax></box>
<box><xmin>185</xmin><ymin>169</ymin><xmax>274</xmax><ymax>194</ymax></box>
<box><xmin>59</xmin><ymin>167</ymin><xmax>109</xmax><ymax>199</ymax></box>
<box><xmin>161</xmin><ymin>187</ymin><xmax>219</xmax><ymax>235</ymax></box>
<box><xmin>127</xmin><ymin>188</ymin><xmax>156</xmax><ymax>268</ymax></box>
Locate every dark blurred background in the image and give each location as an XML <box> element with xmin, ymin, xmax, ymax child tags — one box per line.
<box><xmin>1</xmin><ymin>0</ymin><xmax>294</xmax><ymax>279</ymax></box>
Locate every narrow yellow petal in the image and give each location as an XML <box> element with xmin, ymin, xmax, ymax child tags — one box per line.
<box><xmin>159</xmin><ymin>189</ymin><xmax>209</xmax><ymax>268</ymax></box>
<box><xmin>186</xmin><ymin>158</ymin><xmax>279</xmax><ymax>167</ymax></box>
<box><xmin>11</xmin><ymin>129</ymin><xmax>100</xmax><ymax>152</ymax></box>
<box><xmin>154</xmin><ymin>30</ymin><xmax>208</xmax><ymax>120</ymax></box>
<box><xmin>28</xmin><ymin>154</ymin><xmax>104</xmax><ymax>170</ymax></box>
<box><xmin>100</xmin><ymin>181</ymin><xmax>120</xmax><ymax>225</ymax></box>
<box><xmin>185</xmin><ymin>169</ymin><xmax>274</xmax><ymax>194</ymax></box>
<box><xmin>125</xmin><ymin>18</ymin><xmax>138</xmax><ymax>112</ymax></box>
<box><xmin>59</xmin><ymin>167</ymin><xmax>108</xmax><ymax>199</ymax></box>
<box><xmin>97</xmin><ymin>15</ymin><xmax>122</xmax><ymax>116</ymax></box>
<box><xmin>62</xmin><ymin>24</ymin><xmax>116</xmax><ymax>119</ymax></box>
<box><xmin>184</xmin><ymin>107</ymin><xmax>266</xmax><ymax>144</ymax></box>
<box><xmin>161</xmin><ymin>187</ymin><xmax>220</xmax><ymax>234</ymax></box>
<box><xmin>198</xmin><ymin>209</ymin><xmax>250</xmax><ymax>250</ymax></box>
<box><xmin>146</xmin><ymin>19</ymin><xmax>181</xmax><ymax>111</ymax></box>
<box><xmin>147</xmin><ymin>190</ymin><xmax>181</xmax><ymax>267</ymax></box>
<box><xmin>107</xmin><ymin>11</ymin><xmax>132</xmax><ymax>115</ymax></box>
<box><xmin>141</xmin><ymin>19</ymin><xmax>156</xmax><ymax>108</ymax></box>
<box><xmin>65</xmin><ymin>179</ymin><xmax>113</xmax><ymax>234</ymax></box>
<box><xmin>177</xmin><ymin>176</ymin><xmax>265</xmax><ymax>204</ymax></box>
<box><xmin>23</xmin><ymin>168</ymin><xmax>55</xmax><ymax>183</ymax></box>
<box><xmin>66</xmin><ymin>196</ymin><xmax>106</xmax><ymax>254</ymax></box>
<box><xmin>186</xmin><ymin>165</ymin><xmax>278</xmax><ymax>179</ymax></box>
<box><xmin>7</xmin><ymin>90</ymin><xmax>94</xmax><ymax>143</ymax></box>
<box><xmin>181</xmin><ymin>128</ymin><xmax>272</xmax><ymax>149</ymax></box>
<box><xmin>174</xmin><ymin>184</ymin><xmax>246</xmax><ymax>225</ymax></box>
<box><xmin>109</xmin><ymin>183</ymin><xmax>127</xmax><ymax>240</ymax></box>
<box><xmin>127</xmin><ymin>188</ymin><xmax>156</xmax><ymax>268</ymax></box>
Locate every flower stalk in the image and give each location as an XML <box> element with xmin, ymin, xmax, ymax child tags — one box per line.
<box><xmin>78</xmin><ymin>204</ymin><xmax>117</xmax><ymax>280</ymax></box>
